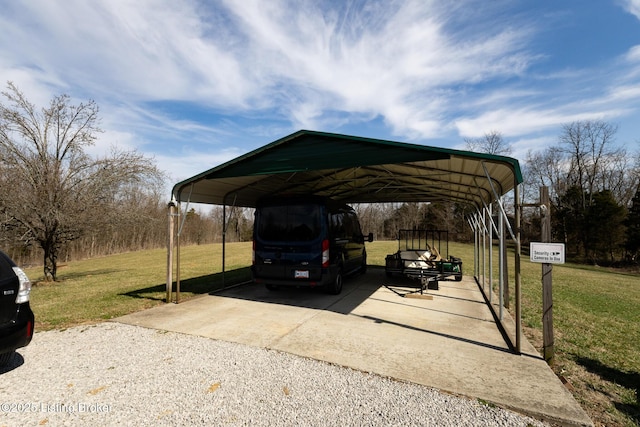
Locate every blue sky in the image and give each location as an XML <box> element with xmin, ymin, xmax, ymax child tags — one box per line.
<box><xmin>1</xmin><ymin>0</ymin><xmax>639</xmax><ymax>192</ymax></box>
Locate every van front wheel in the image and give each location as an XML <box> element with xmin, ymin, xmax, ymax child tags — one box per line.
<box><xmin>327</xmin><ymin>269</ymin><xmax>343</xmax><ymax>295</ymax></box>
<box><xmin>360</xmin><ymin>251</ymin><xmax>367</xmax><ymax>275</ymax></box>
<box><xmin>0</xmin><ymin>351</ymin><xmax>14</xmax><ymax>367</ymax></box>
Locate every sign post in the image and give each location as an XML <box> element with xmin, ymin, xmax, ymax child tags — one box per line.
<box><xmin>529</xmin><ymin>187</ymin><xmax>564</xmax><ymax>365</ymax></box>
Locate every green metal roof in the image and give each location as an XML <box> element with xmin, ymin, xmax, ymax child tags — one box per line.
<box><xmin>172</xmin><ymin>130</ymin><xmax>523</xmax><ymax>208</ymax></box>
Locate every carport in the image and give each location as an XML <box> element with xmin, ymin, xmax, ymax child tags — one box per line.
<box><xmin>168</xmin><ymin>130</ymin><xmax>524</xmax><ymax>353</ymax></box>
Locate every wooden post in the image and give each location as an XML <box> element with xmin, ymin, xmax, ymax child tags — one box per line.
<box><xmin>502</xmin><ymin>238</ymin><xmax>510</xmax><ymax>309</ymax></box>
<box><xmin>514</xmin><ymin>183</ymin><xmax>522</xmax><ymax>354</ymax></box>
<box><xmin>176</xmin><ymin>203</ymin><xmax>181</xmax><ymax>304</ymax></box>
<box><xmin>500</xmin><ymin>207</ymin><xmax>509</xmax><ymax>309</ymax></box>
<box><xmin>166</xmin><ymin>200</ymin><xmax>176</xmax><ymax>303</ymax></box>
<box><xmin>541</xmin><ymin>186</ymin><xmax>554</xmax><ymax>364</ymax></box>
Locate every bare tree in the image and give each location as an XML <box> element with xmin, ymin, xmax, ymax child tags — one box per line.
<box><xmin>465</xmin><ymin>130</ymin><xmax>516</xmax><ymax>217</ymax></box>
<box><xmin>559</xmin><ymin>120</ymin><xmax>620</xmax><ymax>207</ymax></box>
<box><xmin>464</xmin><ymin>130</ymin><xmax>512</xmax><ymax>156</ymax></box>
<box><xmin>524</xmin><ymin>120</ymin><xmax>635</xmax><ymax>261</ymax></box>
<box><xmin>524</xmin><ymin>146</ymin><xmax>567</xmax><ymax>203</ymax></box>
<box><xmin>0</xmin><ymin>82</ymin><xmax>163</xmax><ymax>280</ymax></box>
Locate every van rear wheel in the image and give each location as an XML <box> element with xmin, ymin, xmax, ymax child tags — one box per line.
<box><xmin>327</xmin><ymin>269</ymin><xmax>343</xmax><ymax>295</ymax></box>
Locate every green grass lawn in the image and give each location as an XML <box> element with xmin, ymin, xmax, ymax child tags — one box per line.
<box><xmin>24</xmin><ymin>240</ymin><xmax>639</xmax><ymax>426</ymax></box>
<box><xmin>24</xmin><ymin>242</ymin><xmax>253</xmax><ymax>330</ymax></box>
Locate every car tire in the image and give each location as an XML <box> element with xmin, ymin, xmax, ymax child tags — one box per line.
<box><xmin>327</xmin><ymin>268</ymin><xmax>343</xmax><ymax>295</ymax></box>
<box><xmin>360</xmin><ymin>251</ymin><xmax>367</xmax><ymax>275</ymax></box>
<box><xmin>265</xmin><ymin>283</ymin><xmax>277</xmax><ymax>291</ymax></box>
<box><xmin>0</xmin><ymin>351</ymin><xmax>14</xmax><ymax>367</ymax></box>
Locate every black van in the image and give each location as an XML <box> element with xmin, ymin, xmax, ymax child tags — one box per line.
<box><xmin>252</xmin><ymin>195</ymin><xmax>372</xmax><ymax>294</ymax></box>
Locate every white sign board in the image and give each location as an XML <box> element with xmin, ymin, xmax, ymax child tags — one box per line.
<box><xmin>530</xmin><ymin>242</ymin><xmax>565</xmax><ymax>264</ymax></box>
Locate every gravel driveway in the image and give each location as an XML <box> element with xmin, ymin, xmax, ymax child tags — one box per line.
<box><xmin>1</xmin><ymin>322</ymin><xmax>547</xmax><ymax>426</ymax></box>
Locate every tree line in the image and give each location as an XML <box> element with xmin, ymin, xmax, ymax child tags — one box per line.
<box><xmin>1</xmin><ymin>84</ymin><xmax>639</xmax><ymax>280</ymax></box>
<box><xmin>524</xmin><ymin>122</ymin><xmax>640</xmax><ymax>264</ymax></box>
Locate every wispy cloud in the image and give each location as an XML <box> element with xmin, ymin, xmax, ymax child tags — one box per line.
<box><xmin>1</xmin><ymin>0</ymin><xmax>639</xmax><ymax>180</ymax></box>
<box><xmin>2</xmin><ymin>1</ymin><xmax>258</xmax><ymax>105</ymax></box>
<box><xmin>221</xmin><ymin>0</ymin><xmax>537</xmax><ymax>138</ymax></box>
<box><xmin>620</xmin><ymin>0</ymin><xmax>640</xmax><ymax>20</ymax></box>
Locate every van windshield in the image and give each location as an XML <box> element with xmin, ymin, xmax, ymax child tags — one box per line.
<box><xmin>257</xmin><ymin>204</ymin><xmax>322</xmax><ymax>242</ymax></box>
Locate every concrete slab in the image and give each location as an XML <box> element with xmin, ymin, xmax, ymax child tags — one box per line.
<box><xmin>115</xmin><ymin>268</ymin><xmax>592</xmax><ymax>426</ymax></box>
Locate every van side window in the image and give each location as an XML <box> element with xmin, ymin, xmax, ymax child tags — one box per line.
<box><xmin>343</xmin><ymin>212</ymin><xmax>358</xmax><ymax>238</ymax></box>
<box><xmin>341</xmin><ymin>212</ymin><xmax>351</xmax><ymax>238</ymax></box>
<box><xmin>344</xmin><ymin>212</ymin><xmax>364</xmax><ymax>242</ymax></box>
<box><xmin>352</xmin><ymin>212</ymin><xmax>363</xmax><ymax>236</ymax></box>
<box><xmin>330</xmin><ymin>212</ymin><xmax>346</xmax><ymax>240</ymax></box>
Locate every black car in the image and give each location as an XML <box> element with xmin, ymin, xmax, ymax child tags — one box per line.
<box><xmin>0</xmin><ymin>250</ymin><xmax>34</xmax><ymax>366</ymax></box>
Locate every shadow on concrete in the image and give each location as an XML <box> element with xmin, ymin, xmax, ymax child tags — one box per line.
<box><xmin>121</xmin><ymin>266</ymin><xmax>509</xmax><ymax>356</ymax></box>
<box><xmin>357</xmin><ymin>313</ymin><xmax>514</xmax><ymax>354</ymax></box>
<box><xmin>215</xmin><ymin>268</ymin><xmax>381</xmax><ymax>316</ymax></box>
<box><xmin>120</xmin><ymin>267</ymin><xmax>252</xmax><ymax>301</ymax></box>
<box><xmin>366</xmin><ymin>295</ymin><xmax>495</xmax><ymax>323</ymax></box>
<box><xmin>215</xmin><ymin>267</ymin><xmax>516</xmax><ymax>355</ymax></box>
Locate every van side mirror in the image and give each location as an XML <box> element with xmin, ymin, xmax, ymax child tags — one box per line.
<box><xmin>367</xmin><ymin>232</ymin><xmax>374</xmax><ymax>242</ymax></box>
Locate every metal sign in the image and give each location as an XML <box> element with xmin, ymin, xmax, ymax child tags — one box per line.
<box><xmin>530</xmin><ymin>242</ymin><xmax>565</xmax><ymax>264</ymax></box>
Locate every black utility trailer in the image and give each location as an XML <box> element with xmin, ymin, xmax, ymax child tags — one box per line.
<box><xmin>385</xmin><ymin>229</ymin><xmax>462</xmax><ymax>295</ymax></box>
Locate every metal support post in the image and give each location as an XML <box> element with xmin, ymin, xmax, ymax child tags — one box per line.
<box><xmin>482</xmin><ymin>208</ymin><xmax>486</xmax><ymax>292</ymax></box>
<box><xmin>541</xmin><ymin>186</ymin><xmax>554</xmax><ymax>364</ymax></box>
<box><xmin>498</xmin><ymin>200</ymin><xmax>505</xmax><ymax>318</ymax></box>
<box><xmin>514</xmin><ymin>183</ymin><xmax>522</xmax><ymax>354</ymax></box>
<box><xmin>166</xmin><ymin>200</ymin><xmax>176</xmax><ymax>303</ymax></box>
<box><xmin>488</xmin><ymin>203</ymin><xmax>493</xmax><ymax>304</ymax></box>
